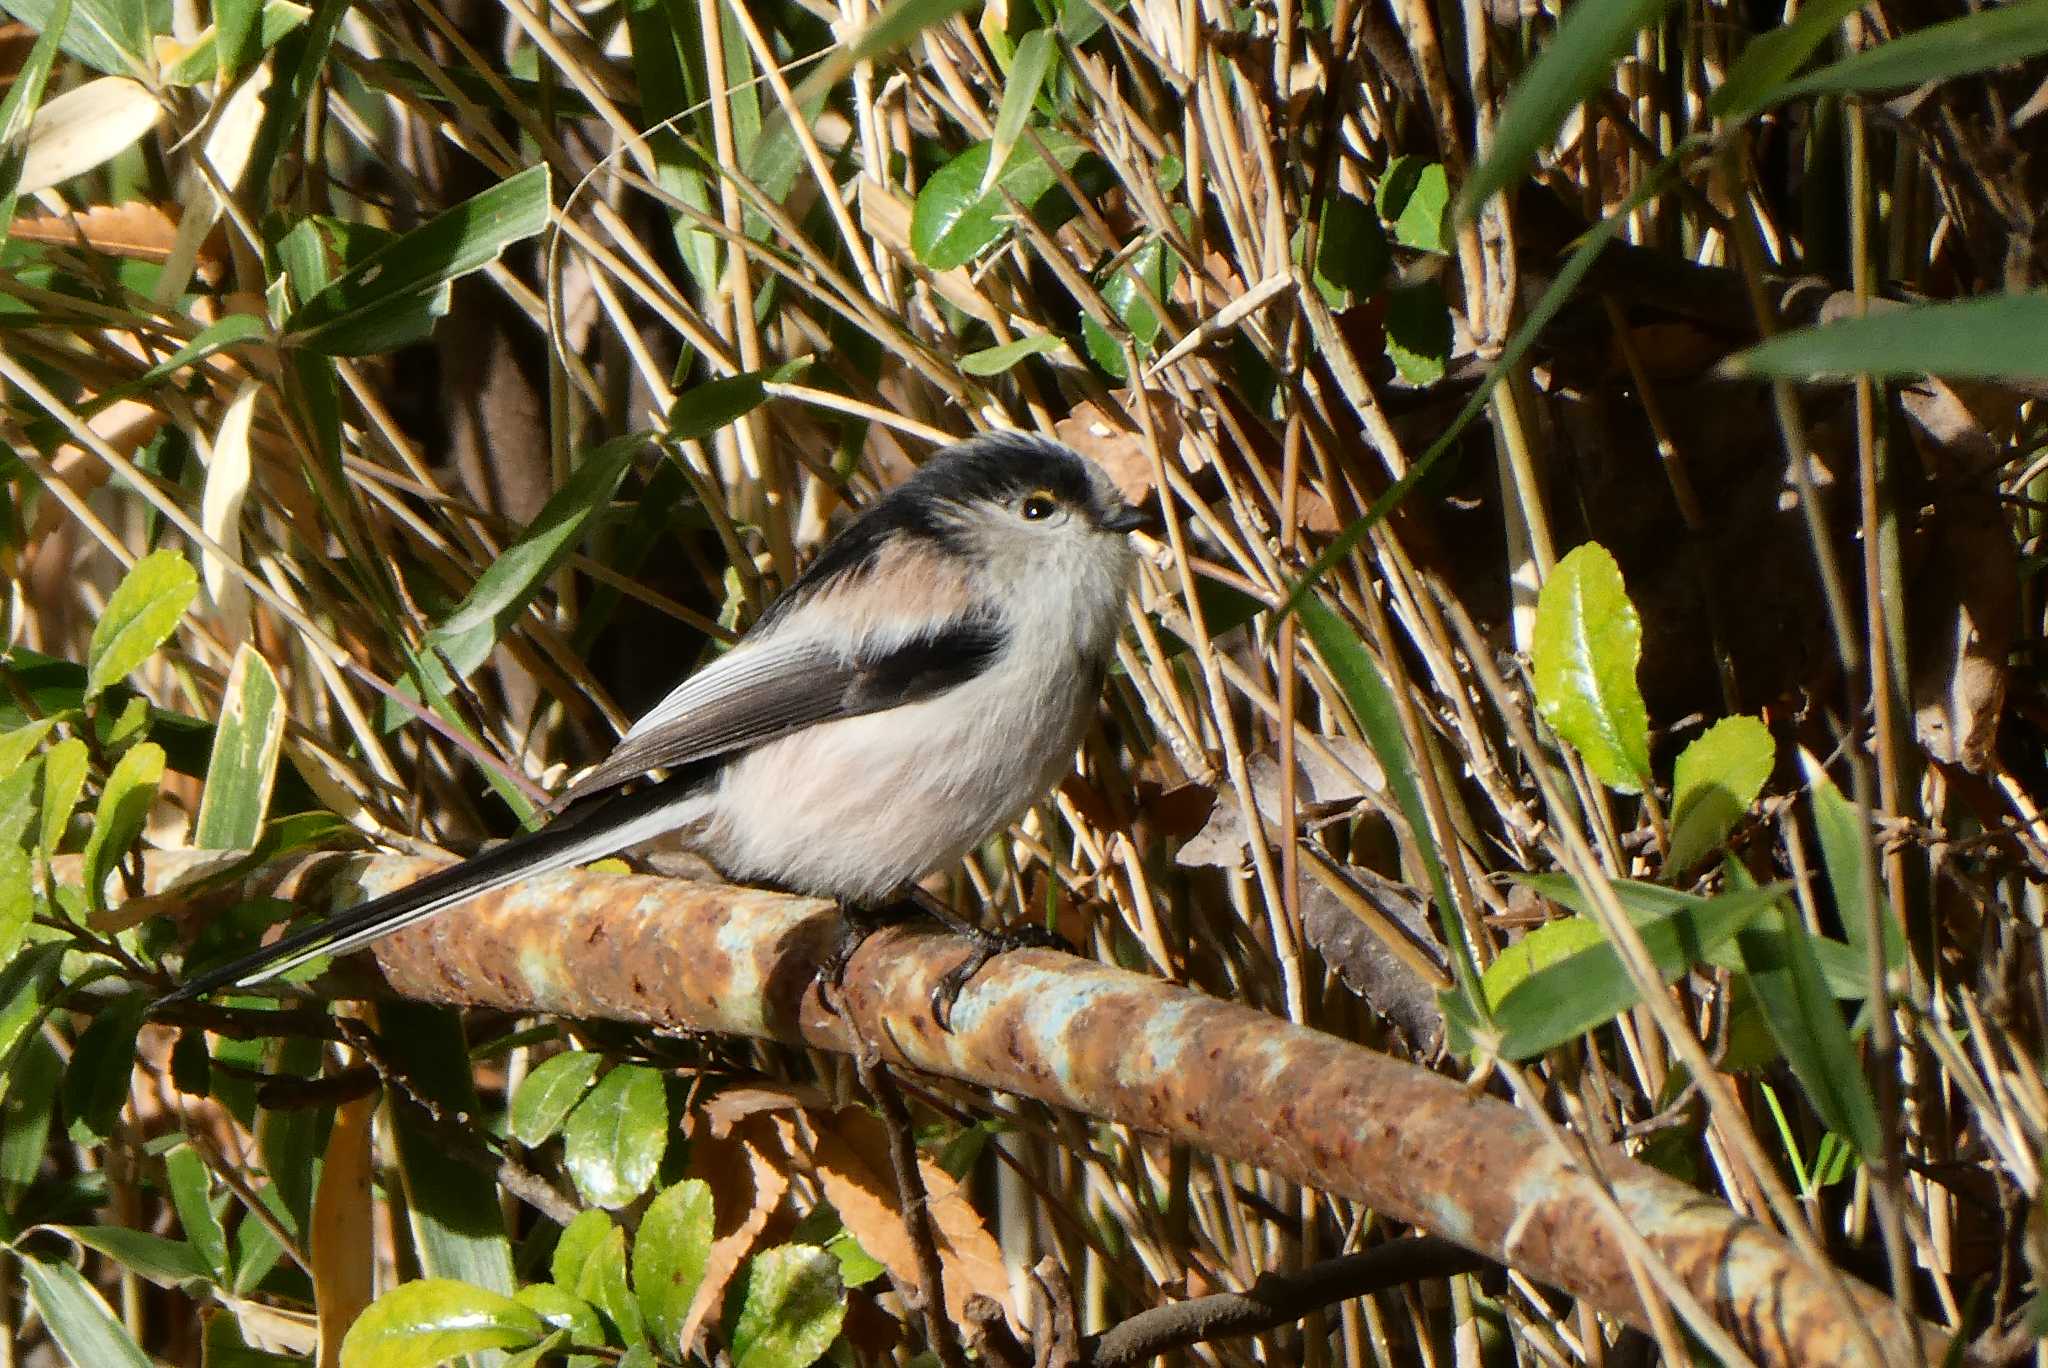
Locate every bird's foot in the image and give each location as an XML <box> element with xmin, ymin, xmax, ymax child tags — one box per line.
<box><xmin>913</xmin><ymin>889</ymin><xmax>1068</xmax><ymax>1031</ymax></box>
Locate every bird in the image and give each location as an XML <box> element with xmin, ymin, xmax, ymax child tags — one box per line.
<box><xmin>154</xmin><ymin>431</ymin><xmax>1145</xmax><ymax>1010</ymax></box>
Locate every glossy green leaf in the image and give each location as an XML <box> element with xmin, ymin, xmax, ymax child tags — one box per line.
<box><xmin>79</xmin><ymin>740</ymin><xmax>163</xmax><ymax>911</ymax></box>
<box><xmin>85</xmin><ymin>549</ymin><xmax>197</xmax><ymax>699</ymax></box>
<box><xmin>1531</xmin><ymin>543</ymin><xmax>1650</xmax><ymax>793</ymax></box>
<box><xmin>339</xmin><ymin>1279</ymin><xmax>547</xmax><ymax>1368</ymax></box>
<box><xmin>1379</xmin><ymin>157</ymin><xmax>1449</xmax><ymax>253</ymax></box>
<box><xmin>165</xmin><ymin>1143</ymin><xmax>230</xmax><ymax>1278</ymax></box>
<box><xmin>1724</xmin><ymin>294</ymin><xmax>2048</xmax><ymax>382</ymax></box>
<box><xmin>668</xmin><ymin>359</ymin><xmax>811</xmax><ymax>443</ymax></box>
<box><xmin>514</xmin><ymin>1284</ymin><xmax>607</xmax><ymax>1347</ymax></box>
<box><xmin>1665</xmin><ymin>714</ymin><xmax>1774</xmax><ymax>874</ymax></box>
<box><xmin>564</xmin><ymin>1063</ymin><xmax>669</xmax><ymax>1208</ymax></box>
<box><xmin>507</xmin><ymin>1050</ymin><xmax>602</xmax><ymax>1146</ymax></box>
<box><xmin>1775</xmin><ymin>1</ymin><xmax>2048</xmax><ymax>101</ymax></box>
<box><xmin>1478</xmin><ymin>883</ymin><xmax>1783</xmax><ymax>1058</ymax></box>
<box><xmin>911</xmin><ymin>129</ymin><xmax>1087</xmax><ymax>270</ymax></box>
<box><xmin>44</xmin><ymin>1224</ymin><xmax>214</xmax><ymax>1288</ymax></box>
<box><xmin>634</xmin><ymin>1179</ymin><xmax>715</xmax><ymax>1354</ymax></box>
<box><xmin>960</xmin><ymin>333</ymin><xmax>1062</xmax><ymax>375</ymax></box>
<box><xmin>1081</xmin><ymin>233</ymin><xmax>1173</xmax><ymax>377</ymax></box>
<box><xmin>18</xmin><ymin>1253</ymin><xmax>152</xmax><ymax>1368</ymax></box>
<box><xmin>284</xmin><ymin>164</ymin><xmax>551</xmax><ymax>355</ymax></box>
<box><xmin>37</xmin><ymin>736</ymin><xmax>87</xmax><ymax>864</ymax></box>
<box><xmin>1707</xmin><ymin>0</ymin><xmax>1863</xmax><ymax>117</ymax></box>
<box><xmin>194</xmin><ymin>644</ymin><xmax>285</xmax><ymax>849</ymax></box>
<box><xmin>982</xmin><ymin>28</ymin><xmax>1058</xmax><ymax>196</ymax></box>
<box><xmin>554</xmin><ymin>1208</ymin><xmax>645</xmax><ymax>1348</ymax></box>
<box><xmin>731</xmin><ymin>1245</ymin><xmax>846</xmax><ymax>1368</ymax></box>
<box><xmin>1458</xmin><ymin>0</ymin><xmax>1675</xmax><ymax>218</ymax></box>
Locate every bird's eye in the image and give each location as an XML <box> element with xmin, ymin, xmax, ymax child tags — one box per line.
<box><xmin>1020</xmin><ymin>491</ymin><xmax>1058</xmax><ymax>521</ymax></box>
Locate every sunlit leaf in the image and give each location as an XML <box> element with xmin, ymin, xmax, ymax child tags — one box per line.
<box><xmin>338</xmin><ymin>1279</ymin><xmax>546</xmax><ymax>1368</ymax></box>
<box><xmin>731</xmin><ymin>1245</ymin><xmax>846</xmax><ymax>1368</ymax></box>
<box><xmin>86</xmin><ymin>549</ymin><xmax>197</xmax><ymax>700</ymax></box>
<box><xmin>564</xmin><ymin>1063</ymin><xmax>669</xmax><ymax>1209</ymax></box>
<box><xmin>507</xmin><ymin>1049</ymin><xmax>601</xmax><ymax>1146</ymax></box>
<box><xmin>1665</xmin><ymin>715</ymin><xmax>1774</xmax><ymax>874</ymax></box>
<box><xmin>634</xmin><ymin>1179</ymin><xmax>715</xmax><ymax>1354</ymax></box>
<box><xmin>911</xmin><ymin>130</ymin><xmax>1086</xmax><ymax>270</ymax></box>
<box><xmin>1725</xmin><ymin>294</ymin><xmax>2048</xmax><ymax>382</ymax></box>
<box><xmin>1531</xmin><ymin>543</ymin><xmax>1650</xmax><ymax>793</ymax></box>
<box><xmin>194</xmin><ymin>644</ymin><xmax>285</xmax><ymax>849</ymax></box>
<box><xmin>79</xmin><ymin>740</ymin><xmax>164</xmax><ymax>911</ymax></box>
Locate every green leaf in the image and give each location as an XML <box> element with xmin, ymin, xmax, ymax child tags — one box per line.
<box><xmin>257</xmin><ymin>1033</ymin><xmax>328</xmax><ymax>1232</ymax></box>
<box><xmin>339</xmin><ymin>1279</ymin><xmax>548</xmax><ymax>1368</ymax></box>
<box><xmin>1724</xmin><ymin>294</ymin><xmax>2048</xmax><ymax>382</ymax></box>
<box><xmin>1457</xmin><ymin>0</ymin><xmax>1676</xmax><ymax>218</ymax></box>
<box><xmin>1298</xmin><ymin>191</ymin><xmax>1388</xmax><ymax>309</ymax></box>
<box><xmin>513</xmin><ymin>1284</ymin><xmax>607</xmax><ymax>1347</ymax></box>
<box><xmin>414</xmin><ymin>432</ymin><xmax>649</xmax><ymax>692</ymax></box>
<box><xmin>668</xmin><ymin>359</ymin><xmax>811</xmax><ymax>442</ymax></box>
<box><xmin>380</xmin><ymin>1002</ymin><xmax>516</xmax><ymax>1297</ymax></box>
<box><xmin>85</xmin><ymin>549</ymin><xmax>198</xmax><ymax>700</ymax></box>
<box><xmin>0</xmin><ymin>0</ymin><xmax>74</xmax><ymax>249</ymax></box>
<box><xmin>1481</xmin><ymin>915</ymin><xmax>1606</xmax><ymax>1008</ymax></box>
<box><xmin>1665</xmin><ymin>715</ymin><xmax>1774</xmax><ymax>874</ymax></box>
<box><xmin>911</xmin><ymin>130</ymin><xmax>1087</xmax><ymax>270</ymax></box>
<box><xmin>844</xmin><ymin>0</ymin><xmax>976</xmax><ymax>62</ymax></box>
<box><xmin>43</xmin><ymin>1224</ymin><xmax>214</xmax><ymax>1288</ymax></box>
<box><xmin>1</xmin><ymin>1034</ymin><xmax>62</xmax><ymax>1210</ymax></box>
<box><xmin>0</xmin><ymin>0</ymin><xmax>157</xmax><ymax>77</ymax></box>
<box><xmin>0</xmin><ymin>720</ymin><xmax>54</xmax><ymax>784</ymax></box>
<box><xmin>0</xmin><ymin>944</ymin><xmax>63</xmax><ymax>1110</ymax></box>
<box><xmin>1379</xmin><ymin>157</ymin><xmax>1449</xmax><ymax>253</ymax></box>
<box><xmin>79</xmin><ymin>740</ymin><xmax>163</xmax><ymax>911</ymax></box>
<box><xmin>732</xmin><ymin>1245</ymin><xmax>846</xmax><ymax>1368</ymax></box>
<box><xmin>37</xmin><ymin>736</ymin><xmax>87</xmax><ymax>864</ymax></box>
<box><xmin>634</xmin><ymin>1179</ymin><xmax>715</xmax><ymax>1354</ymax></box>
<box><xmin>63</xmin><ymin>994</ymin><xmax>146</xmax><ymax>1142</ymax></box>
<box><xmin>1800</xmin><ymin>749</ymin><xmax>1905</xmax><ymax>973</ymax></box>
<box><xmin>1774</xmin><ymin>1</ymin><xmax>2048</xmax><ymax>102</ymax></box>
<box><xmin>960</xmin><ymin>333</ymin><xmax>1062</xmax><ymax>375</ymax></box>
<box><xmin>554</xmin><ymin>1208</ymin><xmax>645</xmax><ymax>1348</ymax></box>
<box><xmin>157</xmin><ymin>0</ymin><xmax>306</xmax><ymax>83</ymax></box>
<box><xmin>1531</xmin><ymin>542</ymin><xmax>1650</xmax><ymax>793</ymax></box>
<box><xmin>982</xmin><ymin>28</ymin><xmax>1059</xmax><ymax>195</ymax></box>
<box><xmin>1707</xmin><ymin>0</ymin><xmax>1864</xmax><ymax>117</ymax></box>
<box><xmin>1480</xmin><ymin>883</ymin><xmax>1783</xmax><ymax>1058</ymax></box>
<box><xmin>1383</xmin><ymin>280</ymin><xmax>1450</xmax><ymax>386</ymax></box>
<box><xmin>18</xmin><ymin>1253</ymin><xmax>152</xmax><ymax>1368</ymax></box>
<box><xmin>193</xmin><ymin>644</ymin><xmax>285</xmax><ymax>849</ymax></box>
<box><xmin>507</xmin><ymin>1050</ymin><xmax>602</xmax><ymax>1146</ymax></box>
<box><xmin>165</xmin><ymin>1143</ymin><xmax>230</xmax><ymax>1279</ymax></box>
<box><xmin>283</xmin><ymin>164</ymin><xmax>552</xmax><ymax>355</ymax></box>
<box><xmin>0</xmin><ymin>757</ymin><xmax>38</xmax><ymax>853</ymax></box>
<box><xmin>0</xmin><ymin>847</ymin><xmax>29</xmax><ymax>964</ymax></box>
<box><xmin>1729</xmin><ymin>888</ymin><xmax>1882</xmax><ymax>1159</ymax></box>
<box><xmin>564</xmin><ymin>1063</ymin><xmax>669</xmax><ymax>1208</ymax></box>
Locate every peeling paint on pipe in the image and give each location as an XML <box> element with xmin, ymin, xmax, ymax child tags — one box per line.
<box><xmin>125</xmin><ymin>850</ymin><xmax>1956</xmax><ymax>1368</ymax></box>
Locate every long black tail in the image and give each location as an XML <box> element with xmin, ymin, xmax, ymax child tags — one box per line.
<box><xmin>151</xmin><ymin>778</ymin><xmax>706</xmax><ymax>1011</ymax></box>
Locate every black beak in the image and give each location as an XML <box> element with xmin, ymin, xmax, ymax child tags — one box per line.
<box><xmin>1099</xmin><ymin>503</ymin><xmax>1148</xmax><ymax>534</ymax></box>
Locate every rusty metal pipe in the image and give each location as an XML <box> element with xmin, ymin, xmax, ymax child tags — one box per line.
<box><xmin>124</xmin><ymin>849</ymin><xmax>1956</xmax><ymax>1367</ymax></box>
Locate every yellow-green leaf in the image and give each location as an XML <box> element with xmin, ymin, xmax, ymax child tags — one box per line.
<box><xmin>1666</xmin><ymin>715</ymin><xmax>1774</xmax><ymax>875</ymax></box>
<box><xmin>85</xmin><ymin>550</ymin><xmax>197</xmax><ymax>700</ymax></box>
<box><xmin>339</xmin><ymin>1279</ymin><xmax>546</xmax><ymax>1368</ymax></box>
<box><xmin>1531</xmin><ymin>542</ymin><xmax>1650</xmax><ymax>793</ymax></box>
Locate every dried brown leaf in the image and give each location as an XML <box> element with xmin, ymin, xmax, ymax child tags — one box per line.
<box><xmin>679</xmin><ymin>1114</ymin><xmax>793</xmax><ymax>1351</ymax></box>
<box><xmin>812</xmin><ymin>1108</ymin><xmax>1010</xmax><ymax>1329</ymax></box>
